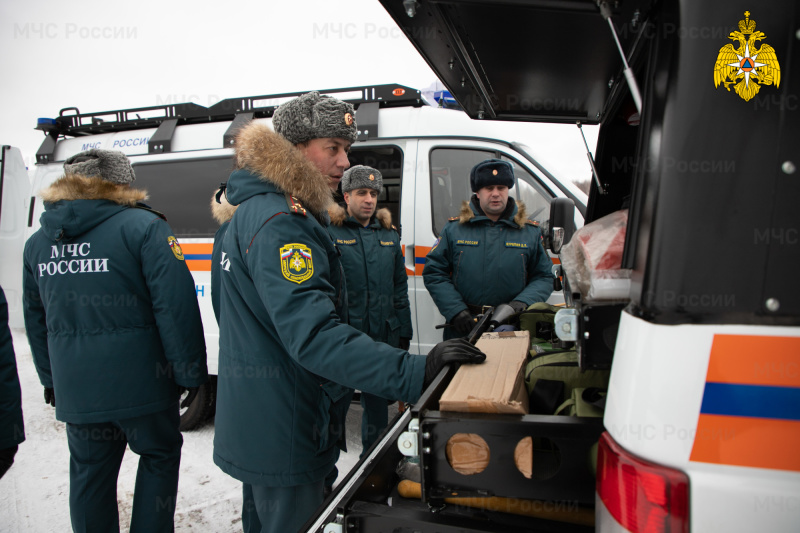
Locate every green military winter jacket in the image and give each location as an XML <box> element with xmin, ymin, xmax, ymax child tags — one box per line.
<box><xmin>0</xmin><ymin>287</ymin><xmax>24</xmax><ymax>450</ymax></box>
<box><xmin>210</xmin><ymin>188</ymin><xmax>237</xmax><ymax>324</ymax></box>
<box><xmin>23</xmin><ymin>176</ymin><xmax>208</xmax><ymax>424</ymax></box>
<box><xmin>423</xmin><ymin>196</ymin><xmax>554</xmax><ymax>324</ymax></box>
<box><xmin>212</xmin><ymin>123</ymin><xmax>426</xmax><ymax>487</ymax></box>
<box><xmin>327</xmin><ymin>205</ymin><xmax>412</xmax><ymax>346</ymax></box>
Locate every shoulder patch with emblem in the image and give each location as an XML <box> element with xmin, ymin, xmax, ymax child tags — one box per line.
<box><xmin>280</xmin><ymin>243</ymin><xmax>313</xmax><ymax>283</ymax></box>
<box><xmin>167</xmin><ymin>236</ymin><xmax>184</xmax><ymax>260</ymax></box>
<box><xmin>286</xmin><ymin>194</ymin><xmax>307</xmax><ymax>217</ymax></box>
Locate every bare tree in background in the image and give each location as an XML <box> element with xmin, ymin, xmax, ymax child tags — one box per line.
<box><xmin>574</xmin><ymin>179</ymin><xmax>591</xmax><ymax>195</ymax></box>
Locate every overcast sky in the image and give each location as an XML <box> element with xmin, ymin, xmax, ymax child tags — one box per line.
<box><xmin>0</xmin><ymin>0</ymin><xmax>597</xmax><ymax>183</ymax></box>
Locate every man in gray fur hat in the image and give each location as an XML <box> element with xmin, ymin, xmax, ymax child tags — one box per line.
<box><xmin>327</xmin><ymin>165</ymin><xmax>413</xmax><ymax>463</ymax></box>
<box><xmin>212</xmin><ymin>92</ymin><xmax>485</xmax><ymax>532</ymax></box>
<box><xmin>23</xmin><ymin>149</ymin><xmax>207</xmax><ymax>532</ymax></box>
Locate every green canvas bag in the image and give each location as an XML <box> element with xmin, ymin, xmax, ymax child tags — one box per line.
<box><xmin>554</xmin><ymin>387</ymin><xmax>607</xmax><ymax>417</ymax></box>
<box><xmin>518</xmin><ymin>302</ymin><xmax>561</xmax><ymax>345</ymax></box>
<box><xmin>524</xmin><ymin>350</ymin><xmax>610</xmax><ymax>415</ymax></box>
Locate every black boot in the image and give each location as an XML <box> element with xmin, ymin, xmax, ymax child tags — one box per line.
<box><xmin>0</xmin><ymin>445</ymin><xmax>19</xmax><ymax>480</ymax></box>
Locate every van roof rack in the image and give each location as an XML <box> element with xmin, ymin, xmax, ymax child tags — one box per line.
<box><xmin>35</xmin><ymin>84</ymin><xmax>423</xmax><ymax>163</ymax></box>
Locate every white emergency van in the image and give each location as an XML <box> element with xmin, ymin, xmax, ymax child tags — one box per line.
<box><xmin>18</xmin><ymin>85</ymin><xmax>586</xmax><ymax>428</ymax></box>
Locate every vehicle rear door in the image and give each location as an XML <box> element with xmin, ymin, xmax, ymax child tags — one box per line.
<box><xmin>0</xmin><ymin>146</ymin><xmax>31</xmax><ymax>327</ymax></box>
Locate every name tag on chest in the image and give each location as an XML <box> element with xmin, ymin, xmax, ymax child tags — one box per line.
<box><xmin>456</xmin><ymin>239</ymin><xmax>479</xmax><ymax>246</ymax></box>
<box><xmin>336</xmin><ymin>238</ymin><xmax>357</xmax><ymax>246</ymax></box>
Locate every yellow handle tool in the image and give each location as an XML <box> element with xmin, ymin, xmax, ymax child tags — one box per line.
<box><xmin>397</xmin><ymin>479</ymin><xmax>595</xmax><ymax>527</ymax></box>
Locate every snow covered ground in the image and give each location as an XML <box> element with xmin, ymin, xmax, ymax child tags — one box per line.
<box><xmin>0</xmin><ymin>328</ymin><xmax>370</xmax><ymax>532</ymax></box>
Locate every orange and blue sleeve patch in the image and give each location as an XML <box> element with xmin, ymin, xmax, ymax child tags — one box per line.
<box><xmin>690</xmin><ymin>334</ymin><xmax>800</xmax><ymax>472</ymax></box>
<box><xmin>181</xmin><ymin>243</ymin><xmax>213</xmax><ymax>272</ymax></box>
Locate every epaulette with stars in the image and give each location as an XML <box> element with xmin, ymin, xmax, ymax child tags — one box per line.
<box><xmin>448</xmin><ymin>216</ymin><xmax>459</xmax><ymax>222</ymax></box>
<box><xmin>525</xmin><ymin>219</ymin><xmax>539</xmax><ymax>226</ymax></box>
<box><xmin>285</xmin><ymin>194</ymin><xmax>307</xmax><ymax>217</ymax></box>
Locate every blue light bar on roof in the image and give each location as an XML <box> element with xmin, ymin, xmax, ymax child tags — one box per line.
<box><xmin>434</xmin><ymin>90</ymin><xmax>459</xmax><ymax>109</ymax></box>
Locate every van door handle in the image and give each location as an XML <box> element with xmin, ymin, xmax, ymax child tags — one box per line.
<box><xmin>404</xmin><ymin>244</ymin><xmax>416</xmax><ymax>273</ymax></box>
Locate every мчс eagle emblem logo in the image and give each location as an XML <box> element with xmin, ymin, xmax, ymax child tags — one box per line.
<box><xmin>167</xmin><ymin>236</ymin><xmax>184</xmax><ymax>261</ymax></box>
<box><xmin>714</xmin><ymin>11</ymin><xmax>781</xmax><ymax>102</ymax></box>
<box><xmin>280</xmin><ymin>243</ymin><xmax>314</xmax><ymax>284</ymax></box>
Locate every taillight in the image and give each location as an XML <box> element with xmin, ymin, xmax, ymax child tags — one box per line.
<box><xmin>597</xmin><ymin>432</ymin><xmax>689</xmax><ymax>533</ymax></box>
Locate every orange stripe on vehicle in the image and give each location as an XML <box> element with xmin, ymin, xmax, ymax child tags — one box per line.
<box><xmin>706</xmin><ymin>335</ymin><xmax>800</xmax><ymax>388</ymax></box>
<box><xmin>690</xmin><ymin>414</ymin><xmax>800</xmax><ymax>472</ymax></box>
<box><xmin>409</xmin><ymin>245</ymin><xmax>557</xmax><ymax>274</ymax></box>
<box><xmin>186</xmin><ymin>260</ymin><xmax>211</xmax><ymax>272</ymax></box>
<box><xmin>180</xmin><ymin>243</ymin><xmax>214</xmax><ymax>254</ymax></box>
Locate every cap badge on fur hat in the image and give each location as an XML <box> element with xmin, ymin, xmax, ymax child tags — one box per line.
<box><xmin>342</xmin><ymin>165</ymin><xmax>383</xmax><ymax>193</ymax></box>
<box><xmin>469</xmin><ymin>159</ymin><xmax>514</xmax><ymax>192</ymax></box>
<box><xmin>63</xmin><ymin>149</ymin><xmax>135</xmax><ymax>185</ymax></box>
<box><xmin>272</xmin><ymin>91</ymin><xmax>358</xmax><ymax>145</ymax></box>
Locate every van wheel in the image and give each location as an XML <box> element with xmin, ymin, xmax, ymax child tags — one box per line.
<box><xmin>179</xmin><ymin>381</ymin><xmax>214</xmax><ymax>431</ymax></box>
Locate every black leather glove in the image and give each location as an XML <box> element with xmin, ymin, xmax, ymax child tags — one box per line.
<box><xmin>180</xmin><ymin>387</ymin><xmax>199</xmax><ymax>409</ymax></box>
<box><xmin>508</xmin><ymin>301</ymin><xmax>528</xmax><ymax>314</ymax></box>
<box><xmin>44</xmin><ymin>387</ymin><xmax>55</xmax><ymax>407</ymax></box>
<box><xmin>399</xmin><ymin>337</ymin><xmax>412</xmax><ymax>351</ymax></box>
<box><xmin>423</xmin><ymin>338</ymin><xmax>486</xmax><ymax>389</ymax></box>
<box><xmin>451</xmin><ymin>309</ymin><xmax>475</xmax><ymax>335</ymax></box>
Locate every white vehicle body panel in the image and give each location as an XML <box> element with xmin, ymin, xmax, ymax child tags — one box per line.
<box><xmin>0</xmin><ymin>146</ymin><xmax>31</xmax><ymax>328</ymax></box>
<box><xmin>603</xmin><ymin>311</ymin><xmax>800</xmax><ymax>532</ymax></box>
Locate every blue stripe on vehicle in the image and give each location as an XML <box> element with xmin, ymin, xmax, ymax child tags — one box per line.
<box><xmin>700</xmin><ymin>382</ymin><xmax>800</xmax><ymax>421</ymax></box>
<box><xmin>184</xmin><ymin>254</ymin><xmax>212</xmax><ymax>260</ymax></box>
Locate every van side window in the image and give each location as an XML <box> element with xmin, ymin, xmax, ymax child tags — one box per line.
<box><xmin>430</xmin><ymin>148</ymin><xmax>553</xmax><ymax>236</ymax></box>
<box><xmin>132</xmin><ymin>157</ymin><xmax>234</xmax><ymax>238</ymax></box>
<box><xmin>430</xmin><ymin>148</ymin><xmax>494</xmax><ymax>236</ymax></box>
<box><xmin>501</xmin><ymin>156</ymin><xmax>552</xmax><ymax>225</ymax></box>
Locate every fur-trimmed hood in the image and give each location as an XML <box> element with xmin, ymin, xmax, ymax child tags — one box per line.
<box><xmin>458</xmin><ymin>196</ymin><xmax>528</xmax><ymax>227</ymax></box>
<box><xmin>210</xmin><ymin>189</ymin><xmax>237</xmax><ymax>225</ymax></box>
<box><xmin>227</xmin><ymin>122</ymin><xmax>332</xmax><ymax>217</ymax></box>
<box><xmin>328</xmin><ymin>203</ymin><xmax>393</xmax><ymax>229</ymax></box>
<box><xmin>37</xmin><ymin>174</ymin><xmax>150</xmax><ymax>242</ymax></box>
<box><xmin>40</xmin><ymin>174</ymin><xmax>147</xmax><ymax>205</ymax></box>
